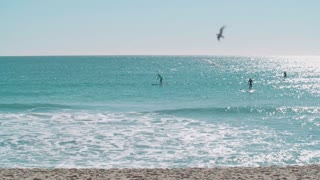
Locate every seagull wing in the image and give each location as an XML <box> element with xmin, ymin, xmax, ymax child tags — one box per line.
<box><xmin>219</xmin><ymin>26</ymin><xmax>226</xmax><ymax>35</ymax></box>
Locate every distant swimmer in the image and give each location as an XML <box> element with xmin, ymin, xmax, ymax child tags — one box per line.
<box><xmin>248</xmin><ymin>78</ymin><xmax>253</xmax><ymax>90</ymax></box>
<box><xmin>283</xmin><ymin>71</ymin><xmax>287</xmax><ymax>78</ymax></box>
<box><xmin>157</xmin><ymin>74</ymin><xmax>163</xmax><ymax>86</ymax></box>
<box><xmin>217</xmin><ymin>26</ymin><xmax>226</xmax><ymax>41</ymax></box>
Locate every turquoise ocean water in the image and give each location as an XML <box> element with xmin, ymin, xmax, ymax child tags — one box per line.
<box><xmin>0</xmin><ymin>56</ymin><xmax>319</xmax><ymax>168</ymax></box>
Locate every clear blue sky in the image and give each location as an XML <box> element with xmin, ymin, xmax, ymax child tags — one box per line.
<box><xmin>1</xmin><ymin>0</ymin><xmax>319</xmax><ymax>56</ymax></box>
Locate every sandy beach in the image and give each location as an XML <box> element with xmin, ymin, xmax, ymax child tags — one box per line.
<box><xmin>0</xmin><ymin>165</ymin><xmax>319</xmax><ymax>180</ymax></box>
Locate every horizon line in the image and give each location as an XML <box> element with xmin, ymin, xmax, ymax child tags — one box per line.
<box><xmin>1</xmin><ymin>54</ymin><xmax>319</xmax><ymax>58</ymax></box>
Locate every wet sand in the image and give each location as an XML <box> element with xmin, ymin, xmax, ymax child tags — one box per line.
<box><xmin>1</xmin><ymin>165</ymin><xmax>320</xmax><ymax>180</ymax></box>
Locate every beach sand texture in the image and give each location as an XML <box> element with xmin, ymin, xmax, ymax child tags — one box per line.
<box><xmin>1</xmin><ymin>165</ymin><xmax>320</xmax><ymax>180</ymax></box>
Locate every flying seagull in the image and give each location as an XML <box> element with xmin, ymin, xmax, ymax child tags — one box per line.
<box><xmin>217</xmin><ymin>26</ymin><xmax>226</xmax><ymax>41</ymax></box>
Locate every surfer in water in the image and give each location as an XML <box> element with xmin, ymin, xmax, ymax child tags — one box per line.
<box><xmin>248</xmin><ymin>78</ymin><xmax>253</xmax><ymax>90</ymax></box>
<box><xmin>284</xmin><ymin>71</ymin><xmax>287</xmax><ymax>78</ymax></box>
<box><xmin>157</xmin><ymin>74</ymin><xmax>163</xmax><ymax>86</ymax></box>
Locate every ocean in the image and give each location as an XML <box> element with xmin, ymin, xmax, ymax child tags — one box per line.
<box><xmin>0</xmin><ymin>56</ymin><xmax>319</xmax><ymax>168</ymax></box>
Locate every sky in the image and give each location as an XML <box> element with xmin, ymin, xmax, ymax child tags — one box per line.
<box><xmin>0</xmin><ymin>0</ymin><xmax>320</xmax><ymax>56</ymax></box>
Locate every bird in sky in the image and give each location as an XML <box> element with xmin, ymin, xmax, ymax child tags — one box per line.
<box><xmin>217</xmin><ymin>26</ymin><xmax>226</xmax><ymax>41</ymax></box>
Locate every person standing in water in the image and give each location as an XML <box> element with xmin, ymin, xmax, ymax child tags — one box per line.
<box><xmin>157</xmin><ymin>74</ymin><xmax>163</xmax><ymax>86</ymax></box>
<box><xmin>284</xmin><ymin>71</ymin><xmax>287</xmax><ymax>78</ymax></box>
<box><xmin>248</xmin><ymin>78</ymin><xmax>253</xmax><ymax>90</ymax></box>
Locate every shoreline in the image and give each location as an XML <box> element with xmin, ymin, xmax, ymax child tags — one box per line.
<box><xmin>1</xmin><ymin>165</ymin><xmax>320</xmax><ymax>179</ymax></box>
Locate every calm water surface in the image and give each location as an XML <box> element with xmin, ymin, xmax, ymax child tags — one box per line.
<box><xmin>0</xmin><ymin>56</ymin><xmax>319</xmax><ymax>168</ymax></box>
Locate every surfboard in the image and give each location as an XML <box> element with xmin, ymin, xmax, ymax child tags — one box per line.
<box><xmin>240</xmin><ymin>89</ymin><xmax>255</xmax><ymax>93</ymax></box>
